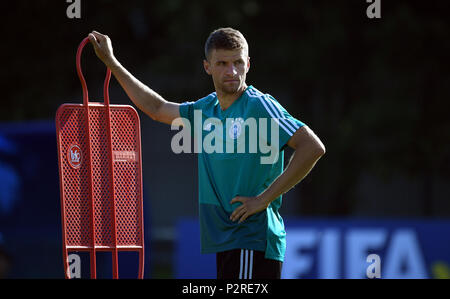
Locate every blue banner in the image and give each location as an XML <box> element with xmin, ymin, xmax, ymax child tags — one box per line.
<box><xmin>175</xmin><ymin>218</ymin><xmax>450</xmax><ymax>279</ymax></box>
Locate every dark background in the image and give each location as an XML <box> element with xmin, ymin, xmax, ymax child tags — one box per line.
<box><xmin>0</xmin><ymin>0</ymin><xmax>449</xmax><ymax>278</ymax></box>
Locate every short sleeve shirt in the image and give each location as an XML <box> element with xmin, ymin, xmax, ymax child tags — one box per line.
<box><xmin>179</xmin><ymin>85</ymin><xmax>305</xmax><ymax>261</ymax></box>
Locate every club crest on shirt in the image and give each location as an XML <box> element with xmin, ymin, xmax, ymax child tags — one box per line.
<box><xmin>229</xmin><ymin>118</ymin><xmax>244</xmax><ymax>139</ymax></box>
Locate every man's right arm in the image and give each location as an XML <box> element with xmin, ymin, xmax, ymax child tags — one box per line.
<box><xmin>88</xmin><ymin>31</ymin><xmax>182</xmax><ymax>126</ymax></box>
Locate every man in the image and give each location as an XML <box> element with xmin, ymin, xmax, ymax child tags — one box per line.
<box><xmin>88</xmin><ymin>27</ymin><xmax>325</xmax><ymax>279</ymax></box>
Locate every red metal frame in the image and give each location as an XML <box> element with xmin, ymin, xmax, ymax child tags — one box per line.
<box><xmin>56</xmin><ymin>37</ymin><xmax>144</xmax><ymax>279</ymax></box>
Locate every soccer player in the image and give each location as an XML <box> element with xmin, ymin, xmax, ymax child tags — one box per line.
<box><xmin>88</xmin><ymin>28</ymin><xmax>325</xmax><ymax>279</ymax></box>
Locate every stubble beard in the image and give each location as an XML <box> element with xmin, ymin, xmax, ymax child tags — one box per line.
<box><xmin>218</xmin><ymin>77</ymin><xmax>245</xmax><ymax>96</ymax></box>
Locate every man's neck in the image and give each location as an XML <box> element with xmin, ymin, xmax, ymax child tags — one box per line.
<box><xmin>216</xmin><ymin>84</ymin><xmax>247</xmax><ymax>111</ymax></box>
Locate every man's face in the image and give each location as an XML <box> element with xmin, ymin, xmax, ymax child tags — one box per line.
<box><xmin>203</xmin><ymin>48</ymin><xmax>250</xmax><ymax>95</ymax></box>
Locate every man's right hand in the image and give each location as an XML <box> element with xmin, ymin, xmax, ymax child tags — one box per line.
<box><xmin>88</xmin><ymin>31</ymin><xmax>116</xmax><ymax>68</ymax></box>
<box><xmin>85</xmin><ymin>31</ymin><xmax>181</xmax><ymax>125</ymax></box>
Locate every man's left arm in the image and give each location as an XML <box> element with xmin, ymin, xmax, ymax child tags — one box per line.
<box><xmin>230</xmin><ymin>125</ymin><xmax>325</xmax><ymax>223</ymax></box>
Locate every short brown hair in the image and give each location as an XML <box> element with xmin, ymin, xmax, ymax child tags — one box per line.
<box><xmin>204</xmin><ymin>27</ymin><xmax>248</xmax><ymax>60</ymax></box>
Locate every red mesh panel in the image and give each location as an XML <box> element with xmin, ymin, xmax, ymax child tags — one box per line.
<box><xmin>57</xmin><ymin>36</ymin><xmax>144</xmax><ymax>279</ymax></box>
<box><xmin>90</xmin><ymin>106</ymin><xmax>114</xmax><ymax>247</ymax></box>
<box><xmin>58</xmin><ymin>105</ymin><xmax>92</xmax><ymax>247</ymax></box>
<box><xmin>111</xmin><ymin>109</ymin><xmax>142</xmax><ymax>246</ymax></box>
<box><xmin>56</xmin><ymin>103</ymin><xmax>144</xmax><ymax>278</ymax></box>
<box><xmin>110</xmin><ymin>108</ymin><xmax>143</xmax><ymax>246</ymax></box>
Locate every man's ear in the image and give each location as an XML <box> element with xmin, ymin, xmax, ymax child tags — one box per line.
<box><xmin>203</xmin><ymin>59</ymin><xmax>211</xmax><ymax>75</ymax></box>
<box><xmin>246</xmin><ymin>56</ymin><xmax>251</xmax><ymax>73</ymax></box>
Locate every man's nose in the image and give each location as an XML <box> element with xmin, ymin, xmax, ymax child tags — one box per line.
<box><xmin>225</xmin><ymin>64</ymin><xmax>237</xmax><ymax>76</ymax></box>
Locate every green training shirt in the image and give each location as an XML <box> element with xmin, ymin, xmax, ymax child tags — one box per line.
<box><xmin>178</xmin><ymin>85</ymin><xmax>305</xmax><ymax>262</ymax></box>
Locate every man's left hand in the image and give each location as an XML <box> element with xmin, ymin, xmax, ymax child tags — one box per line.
<box><xmin>229</xmin><ymin>196</ymin><xmax>269</xmax><ymax>223</ymax></box>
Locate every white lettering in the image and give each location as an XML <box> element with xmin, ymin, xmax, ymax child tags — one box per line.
<box><xmin>170</xmin><ymin>112</ymin><xmax>280</xmax><ymax>164</ymax></box>
<box><xmin>366</xmin><ymin>254</ymin><xmax>381</xmax><ymax>278</ymax></box>
<box><xmin>171</xmin><ymin>118</ymin><xmax>191</xmax><ymax>154</ymax></box>
<box><xmin>366</xmin><ymin>0</ymin><xmax>381</xmax><ymax>19</ymax></box>
<box><xmin>67</xmin><ymin>253</ymin><xmax>81</xmax><ymax>278</ymax></box>
<box><xmin>66</xmin><ymin>0</ymin><xmax>81</xmax><ymax>19</ymax></box>
<box><xmin>346</xmin><ymin>229</ymin><xmax>386</xmax><ymax>278</ymax></box>
<box><xmin>182</xmin><ymin>283</ymin><xmax>216</xmax><ymax>296</ymax></box>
